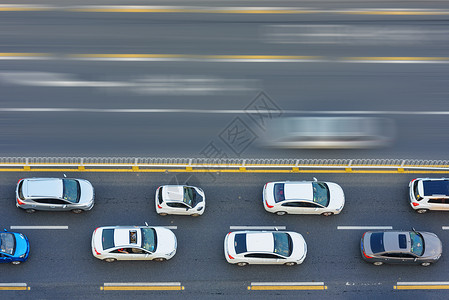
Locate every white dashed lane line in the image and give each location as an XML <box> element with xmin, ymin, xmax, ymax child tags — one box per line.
<box><xmin>337</xmin><ymin>226</ymin><xmax>393</xmax><ymax>230</ymax></box>
<box><xmin>10</xmin><ymin>226</ymin><xmax>68</xmax><ymax>230</ymax></box>
<box><xmin>230</xmin><ymin>226</ymin><xmax>286</xmax><ymax>230</ymax></box>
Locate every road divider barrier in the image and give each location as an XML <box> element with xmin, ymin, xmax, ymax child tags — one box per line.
<box><xmin>1</xmin><ymin>157</ymin><xmax>449</xmax><ymax>174</ymax></box>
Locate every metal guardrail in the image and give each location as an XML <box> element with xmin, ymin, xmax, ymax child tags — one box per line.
<box><xmin>0</xmin><ymin>157</ymin><xmax>448</xmax><ymax>171</ymax></box>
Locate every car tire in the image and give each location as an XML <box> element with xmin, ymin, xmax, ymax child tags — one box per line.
<box><xmin>421</xmin><ymin>262</ymin><xmax>431</xmax><ymax>267</ymax></box>
<box><xmin>276</xmin><ymin>211</ymin><xmax>287</xmax><ymax>216</ymax></box>
<box><xmin>104</xmin><ymin>258</ymin><xmax>116</xmax><ymax>263</ymax></box>
<box><xmin>25</xmin><ymin>209</ymin><xmax>36</xmax><ymax>214</ymax></box>
<box><xmin>71</xmin><ymin>209</ymin><xmax>83</xmax><ymax>214</ymax></box>
<box><xmin>321</xmin><ymin>212</ymin><xmax>334</xmax><ymax>216</ymax></box>
<box><xmin>158</xmin><ymin>213</ymin><xmax>168</xmax><ymax>216</ymax></box>
<box><xmin>373</xmin><ymin>261</ymin><xmax>383</xmax><ymax>266</ymax></box>
<box><xmin>11</xmin><ymin>261</ymin><xmax>21</xmax><ymax>265</ymax></box>
<box><xmin>284</xmin><ymin>262</ymin><xmax>296</xmax><ymax>266</ymax></box>
<box><xmin>154</xmin><ymin>258</ymin><xmax>166</xmax><ymax>262</ymax></box>
<box><xmin>416</xmin><ymin>209</ymin><xmax>428</xmax><ymax>214</ymax></box>
<box><xmin>191</xmin><ymin>213</ymin><xmax>200</xmax><ymax>217</ymax></box>
<box><xmin>237</xmin><ymin>262</ymin><xmax>248</xmax><ymax>267</ymax></box>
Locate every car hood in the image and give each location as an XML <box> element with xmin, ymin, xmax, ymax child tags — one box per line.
<box><xmin>78</xmin><ymin>180</ymin><xmax>94</xmax><ymax>204</ymax></box>
<box><xmin>421</xmin><ymin>232</ymin><xmax>443</xmax><ymax>259</ymax></box>
<box><xmin>326</xmin><ymin>182</ymin><xmax>345</xmax><ymax>210</ymax></box>
<box><xmin>289</xmin><ymin>232</ymin><xmax>307</xmax><ymax>261</ymax></box>
<box><xmin>153</xmin><ymin>227</ymin><xmax>177</xmax><ymax>255</ymax></box>
<box><xmin>14</xmin><ymin>233</ymin><xmax>29</xmax><ymax>258</ymax></box>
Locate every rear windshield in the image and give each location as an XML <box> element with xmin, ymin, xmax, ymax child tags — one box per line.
<box><xmin>413</xmin><ymin>181</ymin><xmax>423</xmax><ymax>201</ymax></box>
<box><xmin>0</xmin><ymin>233</ymin><xmax>15</xmax><ymax>255</ymax></box>
<box><xmin>62</xmin><ymin>179</ymin><xmax>81</xmax><ymax>203</ymax></box>
<box><xmin>102</xmin><ymin>229</ymin><xmax>115</xmax><ymax>250</ymax></box>
<box><xmin>312</xmin><ymin>182</ymin><xmax>330</xmax><ymax>207</ymax></box>
<box><xmin>234</xmin><ymin>233</ymin><xmax>247</xmax><ymax>254</ymax></box>
<box><xmin>18</xmin><ymin>181</ymin><xmax>24</xmax><ymax>200</ymax></box>
<box><xmin>370</xmin><ymin>232</ymin><xmax>385</xmax><ymax>254</ymax></box>
<box><xmin>273</xmin><ymin>183</ymin><xmax>285</xmax><ymax>203</ymax></box>
<box><xmin>273</xmin><ymin>232</ymin><xmax>293</xmax><ymax>257</ymax></box>
<box><xmin>423</xmin><ymin>180</ymin><xmax>449</xmax><ymax>196</ymax></box>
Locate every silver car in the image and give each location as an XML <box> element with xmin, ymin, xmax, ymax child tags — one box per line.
<box><xmin>361</xmin><ymin>230</ymin><xmax>442</xmax><ymax>266</ymax></box>
<box><xmin>16</xmin><ymin>178</ymin><xmax>94</xmax><ymax>213</ymax></box>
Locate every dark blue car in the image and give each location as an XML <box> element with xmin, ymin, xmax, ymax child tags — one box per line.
<box><xmin>0</xmin><ymin>230</ymin><xmax>29</xmax><ymax>264</ymax></box>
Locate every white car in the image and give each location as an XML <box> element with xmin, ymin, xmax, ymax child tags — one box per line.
<box><xmin>224</xmin><ymin>230</ymin><xmax>307</xmax><ymax>266</ymax></box>
<box><xmin>263</xmin><ymin>179</ymin><xmax>345</xmax><ymax>216</ymax></box>
<box><xmin>91</xmin><ymin>226</ymin><xmax>177</xmax><ymax>262</ymax></box>
<box><xmin>409</xmin><ymin>178</ymin><xmax>449</xmax><ymax>213</ymax></box>
<box><xmin>155</xmin><ymin>185</ymin><xmax>205</xmax><ymax>216</ymax></box>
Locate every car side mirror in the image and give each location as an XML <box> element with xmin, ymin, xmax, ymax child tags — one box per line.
<box><xmin>414</xmin><ymin>258</ymin><xmax>418</xmax><ymax>262</ymax></box>
<box><xmin>412</xmin><ymin>227</ymin><xmax>416</xmax><ymax>232</ymax></box>
<box><xmin>3</xmin><ymin>229</ymin><xmax>6</xmax><ymax>232</ymax></box>
<box><xmin>145</xmin><ymin>222</ymin><xmax>149</xmax><ymax>226</ymax></box>
<box><xmin>313</xmin><ymin>177</ymin><xmax>318</xmax><ymax>182</ymax></box>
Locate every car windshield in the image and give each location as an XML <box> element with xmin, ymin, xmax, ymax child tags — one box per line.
<box><xmin>273</xmin><ymin>232</ymin><xmax>292</xmax><ymax>257</ymax></box>
<box><xmin>183</xmin><ymin>187</ymin><xmax>199</xmax><ymax>207</ymax></box>
<box><xmin>410</xmin><ymin>232</ymin><xmax>424</xmax><ymax>256</ymax></box>
<box><xmin>141</xmin><ymin>228</ymin><xmax>157</xmax><ymax>252</ymax></box>
<box><xmin>273</xmin><ymin>183</ymin><xmax>285</xmax><ymax>203</ymax></box>
<box><xmin>0</xmin><ymin>233</ymin><xmax>15</xmax><ymax>255</ymax></box>
<box><xmin>312</xmin><ymin>182</ymin><xmax>329</xmax><ymax>207</ymax></box>
<box><xmin>62</xmin><ymin>179</ymin><xmax>80</xmax><ymax>203</ymax></box>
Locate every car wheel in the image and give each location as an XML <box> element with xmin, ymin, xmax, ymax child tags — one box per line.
<box><xmin>321</xmin><ymin>212</ymin><xmax>334</xmax><ymax>216</ymax></box>
<box><xmin>11</xmin><ymin>261</ymin><xmax>21</xmax><ymax>265</ymax></box>
<box><xmin>104</xmin><ymin>258</ymin><xmax>116</xmax><ymax>263</ymax></box>
<box><xmin>71</xmin><ymin>209</ymin><xmax>83</xmax><ymax>214</ymax></box>
<box><xmin>25</xmin><ymin>209</ymin><xmax>36</xmax><ymax>214</ymax></box>
<box><xmin>284</xmin><ymin>262</ymin><xmax>296</xmax><ymax>266</ymax></box>
<box><xmin>373</xmin><ymin>261</ymin><xmax>383</xmax><ymax>266</ymax></box>
<box><xmin>191</xmin><ymin>213</ymin><xmax>200</xmax><ymax>217</ymax></box>
<box><xmin>158</xmin><ymin>213</ymin><xmax>168</xmax><ymax>216</ymax></box>
<box><xmin>237</xmin><ymin>262</ymin><xmax>248</xmax><ymax>267</ymax></box>
<box><xmin>276</xmin><ymin>211</ymin><xmax>287</xmax><ymax>216</ymax></box>
<box><xmin>421</xmin><ymin>262</ymin><xmax>431</xmax><ymax>267</ymax></box>
<box><xmin>416</xmin><ymin>209</ymin><xmax>428</xmax><ymax>214</ymax></box>
<box><xmin>154</xmin><ymin>258</ymin><xmax>166</xmax><ymax>262</ymax></box>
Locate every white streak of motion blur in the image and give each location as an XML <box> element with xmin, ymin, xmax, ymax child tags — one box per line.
<box><xmin>0</xmin><ymin>72</ymin><xmax>258</xmax><ymax>95</ymax></box>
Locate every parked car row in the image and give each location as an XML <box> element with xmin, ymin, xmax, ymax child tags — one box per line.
<box><xmin>2</xmin><ymin>176</ymin><xmax>448</xmax><ymax>265</ymax></box>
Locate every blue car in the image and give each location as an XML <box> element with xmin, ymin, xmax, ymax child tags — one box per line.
<box><xmin>0</xmin><ymin>230</ymin><xmax>29</xmax><ymax>264</ymax></box>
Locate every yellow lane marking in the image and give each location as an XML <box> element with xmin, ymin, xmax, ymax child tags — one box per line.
<box><xmin>395</xmin><ymin>285</ymin><xmax>449</xmax><ymax>290</ymax></box>
<box><xmin>102</xmin><ymin>286</ymin><xmax>182</xmax><ymax>291</ymax></box>
<box><xmin>250</xmin><ymin>285</ymin><xmax>326</xmax><ymax>290</ymax></box>
<box><xmin>0</xmin><ymin>287</ymin><xmax>29</xmax><ymax>290</ymax></box>
<box><xmin>338</xmin><ymin>11</ymin><xmax>449</xmax><ymax>15</ymax></box>
<box><xmin>344</xmin><ymin>57</ymin><xmax>449</xmax><ymax>61</ymax></box>
<box><xmin>69</xmin><ymin>54</ymin><xmax>321</xmax><ymax>60</ymax></box>
<box><xmin>0</xmin><ymin>168</ymin><xmax>449</xmax><ymax>174</ymax></box>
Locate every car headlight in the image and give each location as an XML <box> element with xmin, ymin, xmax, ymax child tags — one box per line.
<box><xmin>197</xmin><ymin>206</ymin><xmax>204</xmax><ymax>211</ymax></box>
<box><xmin>19</xmin><ymin>253</ymin><xmax>26</xmax><ymax>258</ymax></box>
<box><xmin>167</xmin><ymin>249</ymin><xmax>176</xmax><ymax>257</ymax></box>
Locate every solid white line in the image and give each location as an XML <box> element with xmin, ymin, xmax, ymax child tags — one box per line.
<box><xmin>397</xmin><ymin>282</ymin><xmax>449</xmax><ymax>285</ymax></box>
<box><xmin>442</xmin><ymin>226</ymin><xmax>449</xmax><ymax>230</ymax></box>
<box><xmin>163</xmin><ymin>226</ymin><xmax>177</xmax><ymax>230</ymax></box>
<box><xmin>252</xmin><ymin>282</ymin><xmax>324</xmax><ymax>286</ymax></box>
<box><xmin>104</xmin><ymin>282</ymin><xmax>181</xmax><ymax>286</ymax></box>
<box><xmin>2</xmin><ymin>108</ymin><xmax>449</xmax><ymax>115</ymax></box>
<box><xmin>0</xmin><ymin>283</ymin><xmax>27</xmax><ymax>287</ymax></box>
<box><xmin>10</xmin><ymin>226</ymin><xmax>68</xmax><ymax>230</ymax></box>
<box><xmin>230</xmin><ymin>226</ymin><xmax>286</xmax><ymax>230</ymax></box>
<box><xmin>337</xmin><ymin>226</ymin><xmax>392</xmax><ymax>230</ymax></box>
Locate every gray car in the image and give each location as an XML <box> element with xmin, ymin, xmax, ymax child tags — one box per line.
<box><xmin>361</xmin><ymin>230</ymin><xmax>442</xmax><ymax>266</ymax></box>
<box><xmin>16</xmin><ymin>178</ymin><xmax>94</xmax><ymax>213</ymax></box>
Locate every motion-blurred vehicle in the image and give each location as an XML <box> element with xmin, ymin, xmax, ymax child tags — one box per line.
<box><xmin>261</xmin><ymin>116</ymin><xmax>395</xmax><ymax>149</ymax></box>
<box><xmin>361</xmin><ymin>230</ymin><xmax>442</xmax><ymax>266</ymax></box>
<box><xmin>409</xmin><ymin>178</ymin><xmax>449</xmax><ymax>213</ymax></box>
<box><xmin>91</xmin><ymin>225</ymin><xmax>177</xmax><ymax>262</ymax></box>
<box><xmin>16</xmin><ymin>178</ymin><xmax>94</xmax><ymax>213</ymax></box>
<box><xmin>224</xmin><ymin>230</ymin><xmax>307</xmax><ymax>266</ymax></box>
<box><xmin>155</xmin><ymin>185</ymin><xmax>205</xmax><ymax>216</ymax></box>
<box><xmin>263</xmin><ymin>179</ymin><xmax>344</xmax><ymax>216</ymax></box>
<box><xmin>0</xmin><ymin>230</ymin><xmax>29</xmax><ymax>264</ymax></box>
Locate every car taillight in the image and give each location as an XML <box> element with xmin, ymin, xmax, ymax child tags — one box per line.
<box><xmin>410</xmin><ymin>178</ymin><xmax>417</xmax><ymax>183</ymax></box>
<box><xmin>362</xmin><ymin>250</ymin><xmax>372</xmax><ymax>259</ymax></box>
<box><xmin>265</xmin><ymin>199</ymin><xmax>274</xmax><ymax>208</ymax></box>
<box><xmin>16</xmin><ymin>198</ymin><xmax>25</xmax><ymax>205</ymax></box>
<box><xmin>228</xmin><ymin>254</ymin><xmax>234</xmax><ymax>260</ymax></box>
<box><xmin>157</xmin><ymin>204</ymin><xmax>162</xmax><ymax>209</ymax></box>
<box><xmin>264</xmin><ymin>183</ymin><xmax>268</xmax><ymax>189</ymax></box>
<box><xmin>94</xmin><ymin>247</ymin><xmax>101</xmax><ymax>255</ymax></box>
<box><xmin>17</xmin><ymin>178</ymin><xmax>23</xmax><ymax>184</ymax></box>
<box><xmin>412</xmin><ymin>202</ymin><xmax>419</xmax><ymax>207</ymax></box>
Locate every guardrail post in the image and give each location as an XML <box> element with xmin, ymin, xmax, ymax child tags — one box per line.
<box><xmin>292</xmin><ymin>159</ymin><xmax>300</xmax><ymax>172</ymax></box>
<box><xmin>24</xmin><ymin>158</ymin><xmax>31</xmax><ymax>171</ymax></box>
<box><xmin>345</xmin><ymin>160</ymin><xmax>353</xmax><ymax>172</ymax></box>
<box><xmin>398</xmin><ymin>160</ymin><xmax>405</xmax><ymax>172</ymax></box>
<box><xmin>239</xmin><ymin>159</ymin><xmax>247</xmax><ymax>172</ymax></box>
<box><xmin>186</xmin><ymin>159</ymin><xmax>193</xmax><ymax>172</ymax></box>
<box><xmin>78</xmin><ymin>158</ymin><xmax>85</xmax><ymax>171</ymax></box>
<box><xmin>132</xmin><ymin>158</ymin><xmax>139</xmax><ymax>171</ymax></box>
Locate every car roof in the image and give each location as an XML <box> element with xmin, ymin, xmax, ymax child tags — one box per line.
<box><xmin>246</xmin><ymin>232</ymin><xmax>274</xmax><ymax>253</ymax></box>
<box><xmin>113</xmin><ymin>228</ymin><xmax>141</xmax><ymax>247</ymax></box>
<box><xmin>422</xmin><ymin>179</ymin><xmax>449</xmax><ymax>196</ymax></box>
<box><xmin>284</xmin><ymin>182</ymin><xmax>313</xmax><ymax>201</ymax></box>
<box><xmin>370</xmin><ymin>231</ymin><xmax>411</xmax><ymax>253</ymax></box>
<box><xmin>163</xmin><ymin>186</ymin><xmax>184</xmax><ymax>201</ymax></box>
<box><xmin>24</xmin><ymin>178</ymin><xmax>62</xmax><ymax>198</ymax></box>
